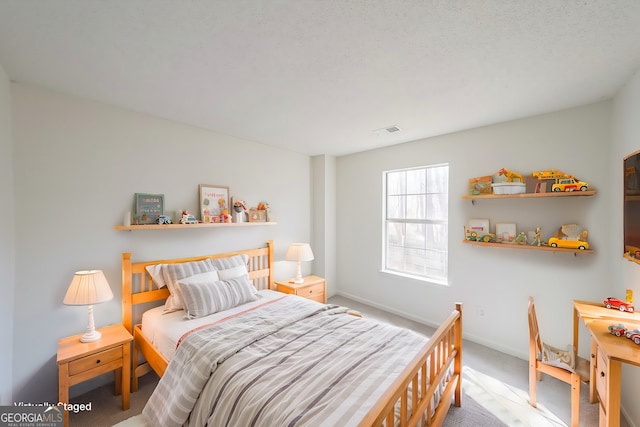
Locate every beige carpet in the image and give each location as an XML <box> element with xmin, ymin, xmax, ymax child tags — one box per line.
<box><xmin>459</xmin><ymin>366</ymin><xmax>565</xmax><ymax>426</ymax></box>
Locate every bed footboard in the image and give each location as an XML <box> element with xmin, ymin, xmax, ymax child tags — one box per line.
<box><xmin>359</xmin><ymin>303</ymin><xmax>463</xmax><ymax>427</ymax></box>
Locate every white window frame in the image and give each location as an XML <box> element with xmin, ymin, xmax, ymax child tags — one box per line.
<box><xmin>382</xmin><ymin>164</ymin><xmax>449</xmax><ymax>284</ymax></box>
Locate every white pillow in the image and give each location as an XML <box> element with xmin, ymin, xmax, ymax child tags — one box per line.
<box><xmin>178</xmin><ymin>274</ymin><xmax>257</xmax><ymax>319</ymax></box>
<box><xmin>210</xmin><ymin>254</ymin><xmax>249</xmax><ymax>279</ymax></box>
<box><xmin>145</xmin><ymin>264</ymin><xmax>167</xmax><ymax>288</ymax></box>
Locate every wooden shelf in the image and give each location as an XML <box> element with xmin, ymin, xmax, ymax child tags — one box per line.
<box><xmin>462</xmin><ymin>239</ymin><xmax>593</xmax><ymax>254</ymax></box>
<box><xmin>462</xmin><ymin>190</ymin><xmax>597</xmax><ymax>200</ymax></box>
<box><xmin>115</xmin><ymin>222</ymin><xmax>277</xmax><ymax>230</ymax></box>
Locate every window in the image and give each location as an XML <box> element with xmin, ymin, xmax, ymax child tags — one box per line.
<box><xmin>383</xmin><ymin>164</ymin><xmax>449</xmax><ymax>284</ymax></box>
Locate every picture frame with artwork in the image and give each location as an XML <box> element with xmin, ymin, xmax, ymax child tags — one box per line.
<box><xmin>198</xmin><ymin>184</ymin><xmax>229</xmax><ymax>222</ymax></box>
<box><xmin>135</xmin><ymin>193</ymin><xmax>164</xmax><ymax>224</ymax></box>
<box><xmin>467</xmin><ymin>218</ymin><xmax>490</xmax><ymax>235</ymax></box>
<box><xmin>248</xmin><ymin>209</ymin><xmax>267</xmax><ymax>222</ymax></box>
<box><xmin>495</xmin><ymin>223</ymin><xmax>517</xmax><ymax>243</ymax></box>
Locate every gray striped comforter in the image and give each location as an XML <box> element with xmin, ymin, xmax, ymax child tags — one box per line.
<box><xmin>143</xmin><ymin>295</ymin><xmax>429</xmax><ymax>427</ymax></box>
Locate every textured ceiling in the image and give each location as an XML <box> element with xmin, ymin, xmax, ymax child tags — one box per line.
<box><xmin>0</xmin><ymin>1</ymin><xmax>639</xmax><ymax>156</ymax></box>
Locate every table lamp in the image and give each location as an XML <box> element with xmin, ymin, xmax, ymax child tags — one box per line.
<box><xmin>285</xmin><ymin>243</ymin><xmax>314</xmax><ymax>284</ymax></box>
<box><xmin>63</xmin><ymin>270</ymin><xmax>114</xmax><ymax>342</ymax></box>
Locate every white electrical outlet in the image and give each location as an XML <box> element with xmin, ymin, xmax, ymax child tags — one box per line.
<box><xmin>477</xmin><ymin>306</ymin><xmax>486</xmax><ymax>317</ymax></box>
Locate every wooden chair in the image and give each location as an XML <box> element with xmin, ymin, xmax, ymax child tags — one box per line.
<box><xmin>528</xmin><ymin>296</ymin><xmax>589</xmax><ymax>427</ymax></box>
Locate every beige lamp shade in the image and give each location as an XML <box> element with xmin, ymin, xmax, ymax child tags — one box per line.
<box><xmin>285</xmin><ymin>243</ymin><xmax>314</xmax><ymax>284</ymax></box>
<box><xmin>64</xmin><ymin>270</ymin><xmax>114</xmax><ymax>305</ymax></box>
<box><xmin>64</xmin><ymin>270</ymin><xmax>113</xmax><ymax>342</ymax></box>
<box><xmin>285</xmin><ymin>243</ymin><xmax>315</xmax><ymax>262</ymax></box>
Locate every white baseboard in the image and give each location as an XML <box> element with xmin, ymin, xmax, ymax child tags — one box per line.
<box><xmin>333</xmin><ymin>291</ymin><xmax>528</xmax><ymax>360</ymax></box>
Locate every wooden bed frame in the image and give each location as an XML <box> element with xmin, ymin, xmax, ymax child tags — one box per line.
<box><xmin>121</xmin><ymin>240</ymin><xmax>463</xmax><ymax>426</ymax></box>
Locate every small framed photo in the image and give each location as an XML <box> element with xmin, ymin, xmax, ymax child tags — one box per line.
<box><xmin>496</xmin><ymin>223</ymin><xmax>517</xmax><ymax>243</ymax></box>
<box><xmin>199</xmin><ymin>184</ymin><xmax>229</xmax><ymax>222</ymax></box>
<box><xmin>467</xmin><ymin>218</ymin><xmax>489</xmax><ymax>235</ymax></box>
<box><xmin>248</xmin><ymin>209</ymin><xmax>267</xmax><ymax>222</ymax></box>
<box><xmin>135</xmin><ymin>193</ymin><xmax>164</xmax><ymax>224</ymax></box>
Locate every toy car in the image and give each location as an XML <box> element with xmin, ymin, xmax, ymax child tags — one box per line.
<box><xmin>548</xmin><ymin>237</ymin><xmax>589</xmax><ymax>250</ymax></box>
<box><xmin>603</xmin><ymin>297</ymin><xmax>635</xmax><ymax>312</ymax></box>
<box><xmin>156</xmin><ymin>215</ymin><xmax>173</xmax><ymax>224</ymax></box>
<box><xmin>625</xmin><ymin>328</ymin><xmax>640</xmax><ymax>339</ymax></box>
<box><xmin>476</xmin><ymin>233</ymin><xmax>496</xmax><ymax>243</ymax></box>
<box><xmin>628</xmin><ymin>331</ymin><xmax>640</xmax><ymax>345</ymax></box>
<box><xmin>630</xmin><ymin>333</ymin><xmax>640</xmax><ymax>345</ymax></box>
<box><xmin>551</xmin><ymin>177</ymin><xmax>589</xmax><ymax>192</ymax></box>
<box><xmin>608</xmin><ymin>324</ymin><xmax>627</xmax><ymax>337</ymax></box>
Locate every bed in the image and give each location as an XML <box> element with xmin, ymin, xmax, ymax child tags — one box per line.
<box><xmin>122</xmin><ymin>241</ymin><xmax>463</xmax><ymax>426</ymax></box>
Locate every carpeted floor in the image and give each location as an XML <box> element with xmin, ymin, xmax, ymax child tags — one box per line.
<box><xmin>67</xmin><ymin>294</ymin><xmax>629</xmax><ymax>426</ymax></box>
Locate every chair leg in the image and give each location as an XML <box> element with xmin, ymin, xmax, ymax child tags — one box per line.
<box><xmin>570</xmin><ymin>373</ymin><xmax>580</xmax><ymax>427</ymax></box>
<box><xmin>529</xmin><ymin>363</ymin><xmax>537</xmax><ymax>407</ymax></box>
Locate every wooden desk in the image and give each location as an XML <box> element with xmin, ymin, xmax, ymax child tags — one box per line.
<box><xmin>573</xmin><ymin>300</ymin><xmax>640</xmax><ymax>426</ymax></box>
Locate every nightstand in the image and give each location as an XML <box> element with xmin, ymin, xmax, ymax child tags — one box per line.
<box><xmin>276</xmin><ymin>275</ymin><xmax>326</xmax><ymax>303</ymax></box>
<box><xmin>57</xmin><ymin>324</ymin><xmax>132</xmax><ymax>426</ymax></box>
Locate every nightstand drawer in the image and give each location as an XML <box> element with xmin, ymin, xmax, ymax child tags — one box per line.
<box><xmin>68</xmin><ymin>346</ymin><xmax>122</xmax><ymax>376</ymax></box>
<box><xmin>299</xmin><ymin>283</ymin><xmax>324</xmax><ymax>300</ymax></box>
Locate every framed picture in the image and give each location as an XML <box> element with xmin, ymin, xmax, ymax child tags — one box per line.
<box><xmin>496</xmin><ymin>223</ymin><xmax>517</xmax><ymax>243</ymax></box>
<box><xmin>248</xmin><ymin>209</ymin><xmax>267</xmax><ymax>222</ymax></box>
<box><xmin>199</xmin><ymin>184</ymin><xmax>229</xmax><ymax>222</ymax></box>
<box><xmin>467</xmin><ymin>218</ymin><xmax>489</xmax><ymax>236</ymax></box>
<box><xmin>135</xmin><ymin>193</ymin><xmax>164</xmax><ymax>224</ymax></box>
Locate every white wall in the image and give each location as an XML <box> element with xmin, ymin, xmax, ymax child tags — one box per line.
<box><xmin>11</xmin><ymin>83</ymin><xmax>312</xmax><ymax>403</ymax></box>
<box><xmin>611</xmin><ymin>68</ymin><xmax>640</xmax><ymax>427</ymax></box>
<box><xmin>336</xmin><ymin>102</ymin><xmax>612</xmax><ymax>360</ymax></box>
<box><xmin>0</xmin><ymin>64</ymin><xmax>15</xmax><ymax>404</ymax></box>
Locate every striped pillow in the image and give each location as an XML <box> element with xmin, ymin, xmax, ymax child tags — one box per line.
<box><xmin>153</xmin><ymin>259</ymin><xmax>216</xmax><ymax>313</ymax></box>
<box><xmin>178</xmin><ymin>274</ymin><xmax>257</xmax><ymax>319</ymax></box>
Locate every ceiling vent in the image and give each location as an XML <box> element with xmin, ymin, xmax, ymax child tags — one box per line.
<box><xmin>374</xmin><ymin>125</ymin><xmax>401</xmax><ymax>135</ymax></box>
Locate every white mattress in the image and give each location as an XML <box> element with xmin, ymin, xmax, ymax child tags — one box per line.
<box><xmin>141</xmin><ymin>289</ymin><xmax>286</xmax><ymax>361</ymax></box>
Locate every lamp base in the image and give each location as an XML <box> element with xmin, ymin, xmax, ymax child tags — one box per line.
<box><xmin>290</xmin><ymin>277</ymin><xmax>305</xmax><ymax>284</ymax></box>
<box><xmin>79</xmin><ymin>304</ymin><xmax>102</xmax><ymax>342</ymax></box>
<box><xmin>80</xmin><ymin>329</ymin><xmax>102</xmax><ymax>343</ymax></box>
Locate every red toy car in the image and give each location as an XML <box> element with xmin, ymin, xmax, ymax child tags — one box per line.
<box><xmin>603</xmin><ymin>297</ymin><xmax>635</xmax><ymax>313</ymax></box>
<box><xmin>625</xmin><ymin>328</ymin><xmax>640</xmax><ymax>339</ymax></box>
<box><xmin>628</xmin><ymin>331</ymin><xmax>640</xmax><ymax>345</ymax></box>
<box><xmin>608</xmin><ymin>324</ymin><xmax>627</xmax><ymax>337</ymax></box>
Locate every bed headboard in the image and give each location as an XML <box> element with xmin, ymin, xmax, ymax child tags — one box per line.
<box><xmin>122</xmin><ymin>240</ymin><xmax>274</xmax><ymax>334</ymax></box>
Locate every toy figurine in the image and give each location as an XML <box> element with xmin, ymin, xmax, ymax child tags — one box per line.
<box><xmin>514</xmin><ymin>231</ymin><xmax>527</xmax><ymax>245</ymax></box>
<box><xmin>531</xmin><ymin>227</ymin><xmax>542</xmax><ymax>246</ymax></box>
<box><xmin>497</xmin><ymin>168</ymin><xmax>524</xmax><ymax>183</ymax></box>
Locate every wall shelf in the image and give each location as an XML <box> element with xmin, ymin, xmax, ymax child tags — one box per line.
<box><xmin>115</xmin><ymin>222</ymin><xmax>277</xmax><ymax>231</ymax></box>
<box><xmin>462</xmin><ymin>239</ymin><xmax>593</xmax><ymax>254</ymax></box>
<box><xmin>462</xmin><ymin>190</ymin><xmax>597</xmax><ymax>200</ymax></box>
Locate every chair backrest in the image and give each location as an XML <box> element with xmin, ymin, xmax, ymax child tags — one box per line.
<box><xmin>528</xmin><ymin>296</ymin><xmax>543</xmax><ymax>359</ymax></box>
